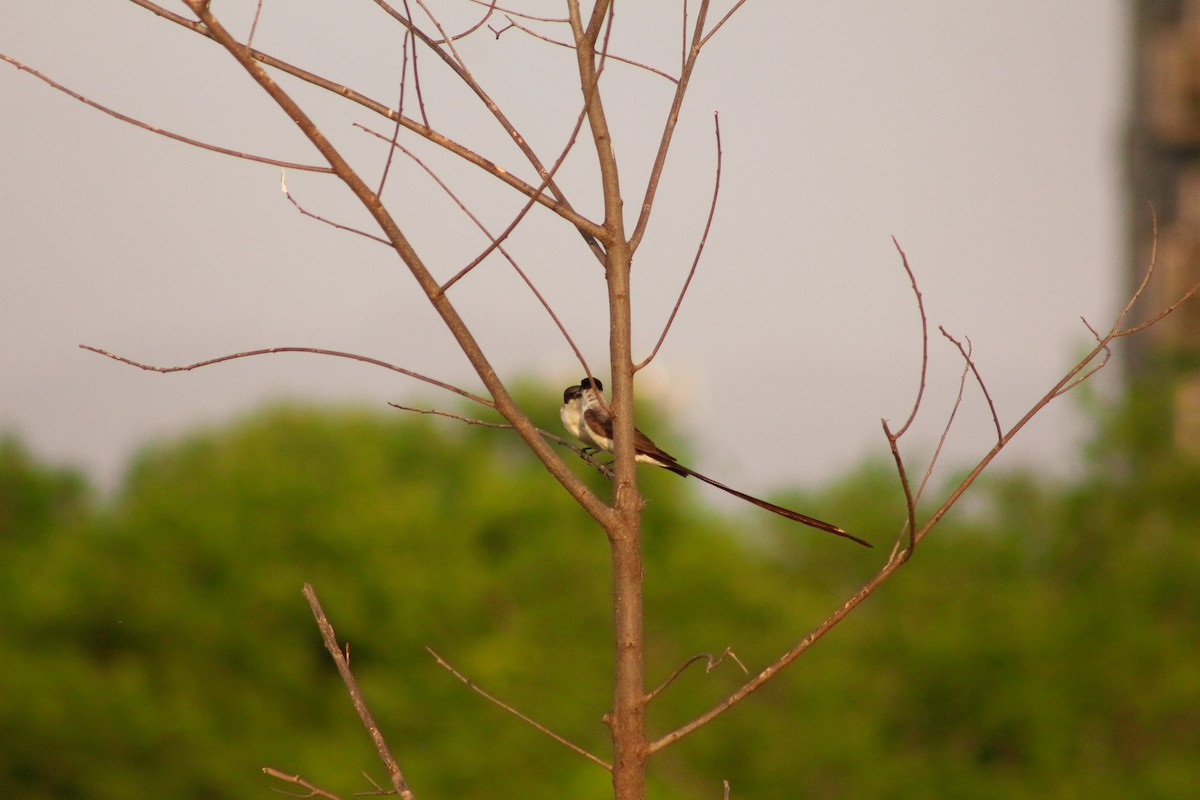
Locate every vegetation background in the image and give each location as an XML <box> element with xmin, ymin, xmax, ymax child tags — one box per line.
<box><xmin>2</xmin><ymin>378</ymin><xmax>1196</xmax><ymax>799</ymax></box>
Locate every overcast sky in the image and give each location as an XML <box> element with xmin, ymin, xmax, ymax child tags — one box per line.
<box><xmin>2</xmin><ymin>2</ymin><xmax>1128</xmax><ymax>500</ymax></box>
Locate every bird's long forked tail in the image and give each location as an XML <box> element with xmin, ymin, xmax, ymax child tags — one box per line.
<box><xmin>678</xmin><ymin>466</ymin><xmax>873</xmax><ymax>548</ymax></box>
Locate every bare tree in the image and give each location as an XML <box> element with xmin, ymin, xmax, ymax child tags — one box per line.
<box><xmin>3</xmin><ymin>3</ymin><xmax>1197</xmax><ymax>799</ymax></box>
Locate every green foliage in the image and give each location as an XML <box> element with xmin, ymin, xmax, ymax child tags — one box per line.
<box><xmin>0</xmin><ymin>384</ymin><xmax>1197</xmax><ymax>798</ymax></box>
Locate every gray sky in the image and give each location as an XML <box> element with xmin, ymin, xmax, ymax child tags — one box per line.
<box><xmin>2</xmin><ymin>2</ymin><xmax>1127</xmax><ymax>499</ymax></box>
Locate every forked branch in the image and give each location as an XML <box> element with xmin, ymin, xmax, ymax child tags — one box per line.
<box><xmin>303</xmin><ymin>584</ymin><xmax>415</xmax><ymax>800</ymax></box>
<box><xmin>651</xmin><ymin>235</ymin><xmax>1200</xmax><ymax>753</ymax></box>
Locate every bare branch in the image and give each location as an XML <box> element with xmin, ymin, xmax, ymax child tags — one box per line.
<box><xmin>79</xmin><ymin>344</ymin><xmax>493</xmax><ymax>407</ymax></box>
<box><xmin>940</xmin><ymin>328</ymin><xmax>1002</xmax><ymax>443</ymax></box>
<box><xmin>179</xmin><ymin>0</ymin><xmax>613</xmax><ymax>527</ymax></box>
<box><xmin>645</xmin><ymin>648</ymin><xmax>747</xmax><ymax>703</ymax></box>
<box><xmin>431</xmin><ymin>0</ymin><xmax>499</xmax><ymax>44</ymax></box>
<box><xmin>467</xmin><ymin>0</ymin><xmax>567</xmax><ymax>24</ymax></box>
<box><xmin>247</xmin><ymin>0</ymin><xmax>266</xmax><ymax>48</ymax></box>
<box><xmin>881</xmin><ymin>419</ymin><xmax>918</xmax><ymax>555</ymax></box>
<box><xmin>888</xmin><ymin>238</ymin><xmax>928</xmax><ymax>438</ymax></box>
<box><xmin>426</xmin><ymin>647</ymin><xmax>611</xmax><ymax>771</ymax></box>
<box><xmin>654</xmin><ymin>226</ymin><xmax>1200</xmax><ymax>751</ymax></box>
<box><xmin>0</xmin><ymin>53</ymin><xmax>331</xmax><ymax>173</ymax></box>
<box><xmin>649</xmin><ymin>564</ymin><xmax>900</xmax><ymax>755</ymax></box>
<box><xmin>636</xmin><ymin>112</ymin><xmax>723</xmax><ymax>371</ymax></box>
<box><xmin>303</xmin><ymin>585</ymin><xmax>415</xmax><ymax>800</ymax></box>
<box><xmin>354</xmin><ymin>122</ymin><xmax>594</xmax><ymax>378</ymax></box>
<box><xmin>123</xmin><ymin>0</ymin><xmax>604</xmax><ymax>241</ymax></box>
<box><xmin>628</xmin><ymin>0</ymin><xmax>711</xmax><ymax>253</ymax></box>
<box><xmin>1056</xmin><ymin>317</ymin><xmax>1112</xmax><ymax>396</ymax></box>
<box><xmin>426</xmin><ymin>87</ymin><xmax>590</xmax><ymax>289</ymax></box>
<box><xmin>500</xmin><ymin>17</ymin><xmax>679</xmax><ymax>83</ymax></box>
<box><xmin>369</xmin><ymin>0</ymin><xmax>606</xmax><ymax>261</ymax></box>
<box><xmin>699</xmin><ymin>0</ymin><xmax>750</xmax><ymax>48</ymax></box>
<box><xmin>886</xmin><ymin>343</ymin><xmax>973</xmax><ymax>561</ymax></box>
<box><xmin>916</xmin><ymin>350</ymin><xmax>972</xmax><ymax>509</ymax></box>
<box><xmin>282</xmin><ymin>173</ymin><xmax>391</xmax><ymax>244</ymax></box>
<box><xmin>261</xmin><ymin>767</ymin><xmax>344</xmax><ymax>800</ymax></box>
<box><xmin>374</xmin><ymin>17</ymin><xmax>420</xmax><ymax>197</ymax></box>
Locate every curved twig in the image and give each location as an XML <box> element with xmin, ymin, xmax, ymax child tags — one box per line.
<box><xmin>881</xmin><ymin>419</ymin><xmax>918</xmax><ymax>555</ymax></box>
<box><xmin>80</xmin><ymin>344</ymin><xmax>493</xmax><ymax>406</ymax></box>
<box><xmin>940</xmin><ymin>328</ymin><xmax>1002</xmax><ymax>443</ymax></box>
<box><xmin>282</xmin><ymin>173</ymin><xmax>391</xmax><ymax>244</ymax></box>
<box><xmin>636</xmin><ymin>112</ymin><xmax>723</xmax><ymax>371</ymax></box>
<box><xmin>426</xmin><ymin>647</ymin><xmax>611</xmax><ymax>771</ymax></box>
<box><xmin>645</xmin><ymin>648</ymin><xmax>747</xmax><ymax>704</ymax></box>
<box><xmin>0</xmin><ymin>53</ymin><xmax>331</xmax><ymax>173</ymax></box>
<box><xmin>431</xmin><ymin>0</ymin><xmax>499</xmax><ymax>44</ymax></box>
<box><xmin>889</xmin><ymin>238</ymin><xmax>928</xmax><ymax>438</ymax></box>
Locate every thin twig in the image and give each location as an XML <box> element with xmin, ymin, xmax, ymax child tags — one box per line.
<box><xmin>374</xmin><ymin>24</ymin><xmax>413</xmax><ymax>197</ymax></box>
<box><xmin>882</xmin><ymin>419</ymin><xmax>918</xmax><ymax>555</ymax></box>
<box><xmin>889</xmin><ymin>238</ymin><xmax>928</xmax><ymax>438</ymax></box>
<box><xmin>387</xmin><ymin>404</ymin><xmax>616</xmax><ymax>477</ymax></box>
<box><xmin>500</xmin><ymin>17</ymin><xmax>679</xmax><ymax>83</ymax></box>
<box><xmin>681</xmin><ymin>0</ymin><xmax>689</xmax><ymax>71</ymax></box>
<box><xmin>699</xmin><ymin>0</ymin><xmax>749</xmax><ymax>48</ymax></box>
<box><xmin>0</xmin><ymin>53</ymin><xmax>331</xmax><ymax>173</ymax></box>
<box><xmin>1057</xmin><ymin>317</ymin><xmax>1112</xmax><ymax>396</ymax></box>
<box><xmin>426</xmin><ymin>88</ymin><xmax>590</xmax><ymax>290</ymax></box>
<box><xmin>636</xmin><ymin>112</ymin><xmax>723</xmax><ymax>371</ymax></box>
<box><xmin>917</xmin><ymin>349</ymin><xmax>972</xmax><ymax>509</ymax></box>
<box><xmin>648</xmin><ymin>563</ymin><xmax>900</xmax><ymax>755</ymax></box>
<box><xmin>354</xmin><ymin>123</ymin><xmax>593</xmax><ymax>378</ymax></box>
<box><xmin>426</xmin><ymin>647</ymin><xmax>612</xmax><ymax>771</ymax></box>
<box><xmin>79</xmin><ymin>344</ymin><xmax>492</xmax><ymax>406</ymax></box>
<box><xmin>247</xmin><ymin>0</ymin><xmax>266</xmax><ymax>48</ymax></box>
<box><xmin>370</xmin><ymin>0</ymin><xmax>605</xmax><ymax>262</ymax></box>
<box><xmin>261</xmin><ymin>767</ymin><xmax>344</xmax><ymax>800</ymax></box>
<box><xmin>645</xmin><ymin>648</ymin><xmax>748</xmax><ymax>703</ymax></box>
<box><xmin>282</xmin><ymin>173</ymin><xmax>391</xmax><ymax>244</ymax></box>
<box><xmin>398</xmin><ymin>0</ymin><xmax>430</xmax><ymax>127</ymax></box>
<box><xmin>431</xmin><ymin>0</ymin><xmax>499</xmax><ymax>44</ymax></box>
<box><xmin>887</xmin><ymin>344</ymin><xmax>972</xmax><ymax>561</ymax></box>
<box><xmin>467</xmin><ymin>0</ymin><xmax>569</xmax><ymax>24</ymax></box>
<box><xmin>303</xmin><ymin>585</ymin><xmax>415</xmax><ymax>800</ymax></box>
<box><xmin>628</xmin><ymin>0</ymin><xmax>712</xmax><ymax>253</ymax></box>
<box><xmin>940</xmin><ymin>328</ymin><xmax>1002</xmax><ymax>443</ymax></box>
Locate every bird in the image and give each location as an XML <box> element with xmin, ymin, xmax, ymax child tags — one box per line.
<box><xmin>560</xmin><ymin>384</ymin><xmax>589</xmax><ymax>449</ymax></box>
<box><xmin>561</xmin><ymin>377</ymin><xmax>871</xmax><ymax>547</ymax></box>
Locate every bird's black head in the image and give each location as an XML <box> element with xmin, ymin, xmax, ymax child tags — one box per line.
<box><xmin>562</xmin><ymin>385</ymin><xmax>582</xmax><ymax>403</ymax></box>
<box><xmin>580</xmin><ymin>377</ymin><xmax>604</xmax><ymax>391</ymax></box>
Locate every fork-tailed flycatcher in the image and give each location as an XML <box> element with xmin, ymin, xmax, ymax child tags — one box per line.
<box><xmin>562</xmin><ymin>378</ymin><xmax>871</xmax><ymax>547</ymax></box>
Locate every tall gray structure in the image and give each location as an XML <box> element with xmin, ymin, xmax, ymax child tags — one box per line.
<box><xmin>1130</xmin><ymin>0</ymin><xmax>1200</xmax><ymax>450</ymax></box>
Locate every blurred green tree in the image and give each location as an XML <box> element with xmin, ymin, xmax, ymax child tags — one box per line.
<box><xmin>0</xmin><ymin>383</ymin><xmax>1196</xmax><ymax>799</ymax></box>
